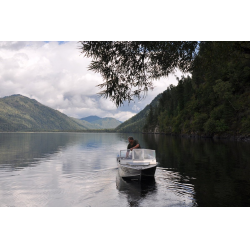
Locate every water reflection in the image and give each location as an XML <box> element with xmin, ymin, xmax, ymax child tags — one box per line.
<box><xmin>0</xmin><ymin>133</ymin><xmax>73</xmax><ymax>171</ymax></box>
<box><xmin>0</xmin><ymin>132</ymin><xmax>250</xmax><ymax>206</ymax></box>
<box><xmin>0</xmin><ymin>133</ymin><xmax>124</xmax><ymax>172</ymax></box>
<box><xmin>116</xmin><ymin>174</ymin><xmax>157</xmax><ymax>207</ymax></box>
<box><xmin>142</xmin><ymin>134</ymin><xmax>250</xmax><ymax>207</ymax></box>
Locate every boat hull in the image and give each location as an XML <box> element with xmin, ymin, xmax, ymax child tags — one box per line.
<box><xmin>118</xmin><ymin>164</ymin><xmax>156</xmax><ymax>180</ymax></box>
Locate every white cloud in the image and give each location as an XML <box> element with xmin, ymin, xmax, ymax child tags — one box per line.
<box><xmin>132</xmin><ymin>104</ymin><xmax>140</xmax><ymax>112</ymax></box>
<box><xmin>0</xmin><ymin>42</ymin><xmax>182</xmax><ymax>122</ymax></box>
<box><xmin>99</xmin><ymin>98</ymin><xmax>117</xmax><ymax>111</ymax></box>
<box><xmin>113</xmin><ymin>111</ymin><xmax>136</xmax><ymax>122</ymax></box>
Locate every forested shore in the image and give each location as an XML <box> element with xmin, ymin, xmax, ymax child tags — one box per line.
<box><xmin>142</xmin><ymin>42</ymin><xmax>250</xmax><ymax>140</ymax></box>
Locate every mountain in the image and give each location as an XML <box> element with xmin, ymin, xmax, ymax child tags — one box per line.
<box><xmin>0</xmin><ymin>94</ymin><xmax>93</xmax><ymax>132</ymax></box>
<box><xmin>80</xmin><ymin>116</ymin><xmax>101</xmax><ymax>123</ymax></box>
<box><xmin>71</xmin><ymin>117</ymin><xmax>103</xmax><ymax>129</ymax></box>
<box><xmin>115</xmin><ymin>93</ymin><xmax>162</xmax><ymax>133</ymax></box>
<box><xmin>80</xmin><ymin>116</ymin><xmax>122</xmax><ymax>129</ymax></box>
<box><xmin>142</xmin><ymin>42</ymin><xmax>250</xmax><ymax>137</ymax></box>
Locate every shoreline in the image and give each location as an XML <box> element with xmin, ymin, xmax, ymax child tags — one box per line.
<box><xmin>142</xmin><ymin>132</ymin><xmax>250</xmax><ymax>142</ymax></box>
<box><xmin>0</xmin><ymin>129</ymin><xmax>116</xmax><ymax>133</ymax></box>
<box><xmin>0</xmin><ymin>131</ymin><xmax>116</xmax><ymax>134</ymax></box>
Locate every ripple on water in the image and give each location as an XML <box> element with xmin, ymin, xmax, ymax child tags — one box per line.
<box><xmin>155</xmin><ymin>168</ymin><xmax>196</xmax><ymax>204</ymax></box>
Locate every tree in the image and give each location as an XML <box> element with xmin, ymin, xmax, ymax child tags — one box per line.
<box><xmin>147</xmin><ymin>104</ymin><xmax>154</xmax><ymax>123</ymax></box>
<box><xmin>79</xmin><ymin>41</ymin><xmax>199</xmax><ymax>106</ymax></box>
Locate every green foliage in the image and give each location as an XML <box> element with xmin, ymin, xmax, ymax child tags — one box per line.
<box><xmin>172</xmin><ymin>115</ymin><xmax>182</xmax><ymax>133</ymax></box>
<box><xmin>204</xmin><ymin>118</ymin><xmax>228</xmax><ymax>133</ymax></box>
<box><xmin>204</xmin><ymin>118</ymin><xmax>216</xmax><ymax>133</ymax></box>
<box><xmin>213</xmin><ymin>80</ymin><xmax>234</xmax><ymax>100</ymax></box>
<box><xmin>141</xmin><ymin>41</ymin><xmax>250</xmax><ymax>136</ymax></box>
<box><xmin>210</xmin><ymin>105</ymin><xmax>225</xmax><ymax>120</ymax></box>
<box><xmin>191</xmin><ymin>113</ymin><xmax>208</xmax><ymax>132</ymax></box>
<box><xmin>80</xmin><ymin>41</ymin><xmax>250</xmax><ymax>107</ymax></box>
<box><xmin>215</xmin><ymin>119</ymin><xmax>229</xmax><ymax>133</ymax></box>
<box><xmin>241</xmin><ymin>117</ymin><xmax>250</xmax><ymax>134</ymax></box>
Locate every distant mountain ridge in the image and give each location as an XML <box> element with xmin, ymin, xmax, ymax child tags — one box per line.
<box><xmin>81</xmin><ymin>116</ymin><xmax>122</xmax><ymax>129</ymax></box>
<box><xmin>80</xmin><ymin>116</ymin><xmax>101</xmax><ymax>123</ymax></box>
<box><xmin>0</xmin><ymin>95</ymin><xmax>90</xmax><ymax>131</ymax></box>
<box><xmin>0</xmin><ymin>95</ymin><xmax>123</xmax><ymax>131</ymax></box>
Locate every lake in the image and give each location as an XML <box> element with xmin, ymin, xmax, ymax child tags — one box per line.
<box><xmin>0</xmin><ymin>132</ymin><xmax>250</xmax><ymax>207</ymax></box>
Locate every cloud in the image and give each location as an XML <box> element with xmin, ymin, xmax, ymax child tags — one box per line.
<box><xmin>98</xmin><ymin>98</ymin><xmax>117</xmax><ymax>111</ymax></box>
<box><xmin>113</xmin><ymin>111</ymin><xmax>136</xmax><ymax>122</ymax></box>
<box><xmin>132</xmin><ymin>104</ymin><xmax>140</xmax><ymax>112</ymax></box>
<box><xmin>0</xmin><ymin>42</ymin><xmax>181</xmax><ymax>122</ymax></box>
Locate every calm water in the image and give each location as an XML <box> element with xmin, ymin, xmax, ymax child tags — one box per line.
<box><xmin>0</xmin><ymin>132</ymin><xmax>250</xmax><ymax>207</ymax></box>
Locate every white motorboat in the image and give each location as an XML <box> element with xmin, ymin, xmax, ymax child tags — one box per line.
<box><xmin>117</xmin><ymin>149</ymin><xmax>157</xmax><ymax>180</ymax></box>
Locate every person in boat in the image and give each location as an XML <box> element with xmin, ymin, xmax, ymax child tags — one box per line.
<box><xmin>126</xmin><ymin>136</ymin><xmax>141</xmax><ymax>157</ymax></box>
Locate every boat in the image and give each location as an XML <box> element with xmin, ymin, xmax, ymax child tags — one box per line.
<box><xmin>117</xmin><ymin>149</ymin><xmax>157</xmax><ymax>180</ymax></box>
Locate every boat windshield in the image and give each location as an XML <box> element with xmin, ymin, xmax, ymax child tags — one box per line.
<box><xmin>133</xmin><ymin>150</ymin><xmax>144</xmax><ymax>160</ymax></box>
<box><xmin>133</xmin><ymin>149</ymin><xmax>155</xmax><ymax>161</ymax></box>
<box><xmin>120</xmin><ymin>150</ymin><xmax>132</xmax><ymax>159</ymax></box>
<box><xmin>143</xmin><ymin>149</ymin><xmax>156</xmax><ymax>160</ymax></box>
<box><xmin>119</xmin><ymin>149</ymin><xmax>155</xmax><ymax>160</ymax></box>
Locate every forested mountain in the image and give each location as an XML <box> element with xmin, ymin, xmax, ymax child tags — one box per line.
<box><xmin>70</xmin><ymin>117</ymin><xmax>103</xmax><ymax>129</ymax></box>
<box><xmin>0</xmin><ymin>95</ymin><xmax>92</xmax><ymax>131</ymax></box>
<box><xmin>115</xmin><ymin>93</ymin><xmax>162</xmax><ymax>132</ymax></box>
<box><xmin>80</xmin><ymin>116</ymin><xmax>101</xmax><ymax>123</ymax></box>
<box><xmin>81</xmin><ymin>116</ymin><xmax>122</xmax><ymax>129</ymax></box>
<box><xmin>143</xmin><ymin>42</ymin><xmax>250</xmax><ymax>137</ymax></box>
<box><xmin>0</xmin><ymin>95</ymin><xmax>122</xmax><ymax>131</ymax></box>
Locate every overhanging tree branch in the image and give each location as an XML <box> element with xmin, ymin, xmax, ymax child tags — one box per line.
<box><xmin>79</xmin><ymin>41</ymin><xmax>199</xmax><ymax>106</ymax></box>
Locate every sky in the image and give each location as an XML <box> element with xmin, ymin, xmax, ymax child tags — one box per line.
<box><xmin>0</xmin><ymin>41</ymin><xmax>182</xmax><ymax>122</ymax></box>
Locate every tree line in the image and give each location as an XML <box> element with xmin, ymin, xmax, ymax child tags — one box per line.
<box><xmin>143</xmin><ymin>42</ymin><xmax>250</xmax><ymax>136</ymax></box>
